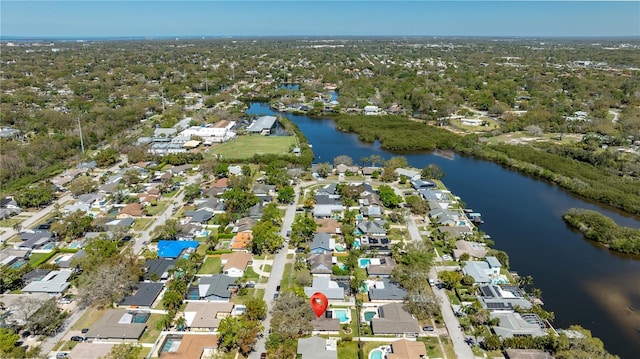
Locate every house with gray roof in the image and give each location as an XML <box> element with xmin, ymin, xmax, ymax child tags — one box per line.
<box><xmin>104</xmin><ymin>217</ymin><xmax>135</xmax><ymax>228</ymax></box>
<box><xmin>490</xmin><ymin>312</ymin><xmax>547</xmax><ymax>338</ymax></box>
<box><xmin>55</xmin><ymin>249</ymin><xmax>85</xmax><ymax>268</ymax></box>
<box><xmin>247</xmin><ymin>115</ymin><xmax>277</xmax><ymax>134</ymax></box>
<box><xmin>316</xmin><ymin>183</ymin><xmax>339</xmax><ymax>196</ymax></box>
<box><xmin>360</xmin><ymin>205</ymin><xmax>383</xmax><ymax>218</ymax></box>
<box><xmin>411</xmin><ymin>179</ymin><xmax>435</xmax><ymax>189</ymax></box>
<box><xmin>154</xmin><ymin>127</ymin><xmax>178</xmax><ymax>137</ymax></box>
<box><xmin>119</xmin><ymin>282</ymin><xmax>164</xmax><ymax>308</ymax></box>
<box><xmin>310</xmin><ymin>317</ymin><xmax>341</xmax><ymax>335</ymax></box>
<box><xmin>309</xmin><ymin>233</ymin><xmax>335</xmax><ymax>254</ymax></box>
<box><xmin>144</xmin><ymin>258</ymin><xmax>176</xmax><ymax>281</ymax></box>
<box><xmin>478</xmin><ymin>284</ymin><xmax>532</xmax><ymax>312</ymax></box>
<box><xmin>394</xmin><ymin>168</ymin><xmax>421</xmax><ymax>180</ymax></box>
<box><xmin>22</xmin><ymin>269</ymin><xmax>73</xmax><ymax>295</ymax></box>
<box><xmin>438</xmin><ymin>226</ymin><xmax>473</xmax><ymax>240</ymax></box>
<box><xmin>368</xmin><ymin>278</ymin><xmax>406</xmax><ymax>302</ymax></box>
<box><xmin>313</xmin><ymin>204</ymin><xmax>344</xmax><ymax>219</ymax></box>
<box><xmin>195</xmin><ymin>197</ymin><xmax>225</xmax><ymax>213</ymax></box>
<box><xmin>297</xmin><ymin>336</ymin><xmax>338</xmax><ymax>359</ymax></box>
<box><xmin>357</xmin><ymin>220</ymin><xmax>387</xmax><ymax>236</ymax></box>
<box><xmin>0</xmin><ymin>197</ymin><xmax>21</xmax><ymax>219</ymax></box>
<box><xmin>304</xmin><ymin>276</ymin><xmax>344</xmax><ymax>300</ymax></box>
<box><xmin>371</xmin><ymin>303</ymin><xmax>420</xmax><ymax>335</ymax></box>
<box><xmin>16</xmin><ymin>231</ymin><xmax>53</xmax><ymax>251</ymax></box>
<box><xmin>85</xmin><ymin>309</ymin><xmax>148</xmax><ymax>340</ymax></box>
<box><xmin>183</xmin><ymin>209</ymin><xmax>214</xmax><ymax>224</ymax></box>
<box><xmin>307</xmin><ymin>253</ymin><xmax>333</xmax><ymax>276</ymax></box>
<box><xmin>197</xmin><ymin>275</ymin><xmax>237</xmax><ymax>301</ymax></box>
<box><xmin>462</xmin><ymin>257</ymin><xmax>502</xmax><ymax>285</ymax></box>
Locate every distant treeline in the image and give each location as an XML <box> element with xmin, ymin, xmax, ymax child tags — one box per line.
<box><xmin>334</xmin><ymin>114</ymin><xmax>640</xmax><ymax>215</ymax></box>
<box><xmin>562</xmin><ymin>208</ymin><xmax>640</xmax><ymax>254</ymax></box>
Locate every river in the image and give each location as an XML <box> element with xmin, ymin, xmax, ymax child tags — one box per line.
<box><xmin>247</xmin><ymin>102</ymin><xmax>640</xmax><ymax>358</ymax></box>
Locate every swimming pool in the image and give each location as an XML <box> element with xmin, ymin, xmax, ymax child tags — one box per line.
<box><xmin>41</xmin><ymin>243</ymin><xmax>56</xmax><ymax>250</ymax></box>
<box><xmin>335</xmin><ymin>244</ymin><xmax>345</xmax><ymax>252</ymax></box>
<box><xmin>10</xmin><ymin>259</ymin><xmax>25</xmax><ymax>269</ymax></box>
<box><xmin>358</xmin><ymin>258</ymin><xmax>371</xmax><ymax>268</ymax></box>
<box><xmin>188</xmin><ymin>288</ymin><xmax>200</xmax><ymax>300</ymax></box>
<box><xmin>160</xmin><ymin>335</ymin><xmax>182</xmax><ymax>354</ymax></box>
<box><xmin>196</xmin><ymin>230</ymin><xmax>211</xmax><ymax>237</ymax></box>
<box><xmin>369</xmin><ymin>348</ymin><xmax>384</xmax><ymax>359</ymax></box>
<box><xmin>354</xmin><ymin>239</ymin><xmax>361</xmax><ymax>248</ymax></box>
<box><xmin>364</xmin><ymin>311</ymin><xmax>376</xmax><ymax>322</ymax></box>
<box><xmin>69</xmin><ymin>242</ymin><xmax>81</xmax><ymax>249</ymax></box>
<box><xmin>332</xmin><ymin>309</ymin><xmax>350</xmax><ymax>324</ymax></box>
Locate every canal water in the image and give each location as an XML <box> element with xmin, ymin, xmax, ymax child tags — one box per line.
<box><xmin>247</xmin><ymin>102</ymin><xmax>640</xmax><ymax>358</ymax></box>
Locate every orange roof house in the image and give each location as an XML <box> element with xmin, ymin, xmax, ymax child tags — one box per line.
<box><xmin>159</xmin><ymin>334</ymin><xmax>218</xmax><ymax>359</ymax></box>
<box><xmin>230</xmin><ymin>232</ymin><xmax>252</xmax><ymax>251</ymax></box>
<box><xmin>221</xmin><ymin>252</ymin><xmax>253</xmax><ymax>277</ymax></box>
<box><xmin>116</xmin><ymin>203</ymin><xmax>144</xmax><ymax>218</ymax></box>
<box><xmin>387</xmin><ymin>339</ymin><xmax>427</xmax><ymax>359</ymax></box>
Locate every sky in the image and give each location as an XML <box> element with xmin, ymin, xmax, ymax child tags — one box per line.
<box><xmin>1</xmin><ymin>1</ymin><xmax>639</xmax><ymax>38</ymax></box>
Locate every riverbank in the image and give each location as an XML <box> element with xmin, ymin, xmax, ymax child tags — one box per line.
<box><xmin>563</xmin><ymin>208</ymin><xmax>640</xmax><ymax>254</ymax></box>
<box><xmin>332</xmin><ymin>114</ymin><xmax>640</xmax><ymax>215</ymax></box>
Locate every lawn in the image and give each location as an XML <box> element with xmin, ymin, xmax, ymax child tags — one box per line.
<box><xmin>140</xmin><ymin>313</ymin><xmax>164</xmax><ymax>343</ymax></box>
<box><xmin>0</xmin><ymin>217</ymin><xmax>24</xmax><ymax>227</ymax></box>
<box><xmin>418</xmin><ymin>336</ymin><xmax>443</xmax><ymax>358</ymax></box>
<box><xmin>281</xmin><ymin>263</ymin><xmax>294</xmax><ymax>291</ymax></box>
<box><xmin>198</xmin><ymin>256</ymin><xmax>222</xmax><ymax>274</ymax></box>
<box><xmin>233</xmin><ymin>288</ymin><xmax>265</xmax><ymax>305</ymax></box>
<box><xmin>262</xmin><ymin>264</ymin><xmax>272</xmax><ymax>273</ymax></box>
<box><xmin>208</xmin><ymin>135</ymin><xmax>298</xmax><ymax>160</ymax></box>
<box><xmin>337</xmin><ymin>341</ymin><xmax>359</xmax><ymax>359</ymax></box>
<box><xmin>28</xmin><ymin>252</ymin><xmax>55</xmax><ymax>266</ymax></box>
<box><xmin>133</xmin><ymin>218</ymin><xmax>152</xmax><ymax>231</ymax></box>
<box><xmin>242</xmin><ymin>266</ymin><xmax>260</xmax><ymax>281</ymax></box>
<box><xmin>145</xmin><ymin>201</ymin><xmax>170</xmax><ymax>216</ymax></box>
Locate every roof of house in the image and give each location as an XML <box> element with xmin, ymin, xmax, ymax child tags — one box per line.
<box><xmin>85</xmin><ymin>309</ymin><xmax>148</xmax><ymax>339</ymax></box>
<box><xmin>198</xmin><ymin>275</ymin><xmax>236</xmax><ymax>299</ymax></box>
<box><xmin>309</xmin><ymin>317</ymin><xmax>341</xmax><ymax>333</ymax></box>
<box><xmin>22</xmin><ymin>269</ymin><xmax>72</xmax><ymax>294</ymax></box>
<box><xmin>211</xmin><ymin>177</ymin><xmax>229</xmax><ymax>188</ymax></box>
<box><xmin>120</xmin><ymin>282</ymin><xmax>164</xmax><ymax>307</ymax></box>
<box><xmin>438</xmin><ymin>226</ymin><xmax>472</xmax><ymax>239</ymax></box>
<box><xmin>371</xmin><ymin>303</ymin><xmax>420</xmax><ymax>335</ymax></box>
<box><xmin>144</xmin><ymin>258</ymin><xmax>176</xmax><ymax>280</ymax></box>
<box><xmin>490</xmin><ymin>312</ymin><xmax>546</xmax><ymax>338</ymax></box>
<box><xmin>366</xmin><ymin>257</ymin><xmax>396</xmax><ymax>276</ymax></box>
<box><xmin>304</xmin><ymin>276</ymin><xmax>344</xmax><ymax>300</ymax></box>
<box><xmin>314</xmin><ymin>219</ymin><xmax>341</xmax><ymax>234</ymax></box>
<box><xmin>357</xmin><ymin>220</ymin><xmax>387</xmax><ymax>235</ymax></box>
<box><xmin>313</xmin><ymin>204</ymin><xmax>344</xmax><ymax>218</ymax></box>
<box><xmin>486</xmin><ymin>256</ymin><xmax>502</xmax><ymax>268</ymax></box>
<box><xmin>184</xmin><ymin>209</ymin><xmax>213</xmax><ymax>224</ymax></box>
<box><xmin>297</xmin><ymin>336</ymin><xmax>338</xmax><ymax>359</ymax></box>
<box><xmin>307</xmin><ymin>253</ymin><xmax>333</xmax><ymax>275</ymax></box>
<box><xmin>118</xmin><ymin>203</ymin><xmax>144</xmax><ymax>217</ymax></box>
<box><xmin>387</xmin><ymin>339</ymin><xmax>427</xmax><ymax>359</ymax></box>
<box><xmin>462</xmin><ymin>261</ymin><xmax>492</xmax><ymax>284</ymax></box>
<box><xmin>157</xmin><ymin>240</ymin><xmax>199</xmax><ymax>258</ymax></box>
<box><xmin>231</xmin><ymin>232</ymin><xmax>253</xmax><ymax>250</ymax></box>
<box><xmin>478</xmin><ymin>285</ymin><xmax>532</xmax><ymax>311</ymax></box>
<box><xmin>368</xmin><ymin>278</ymin><xmax>406</xmax><ymax>301</ymax></box>
<box><xmin>235</xmin><ymin>217</ymin><xmax>257</xmax><ymax>232</ymax></box>
<box><xmin>221</xmin><ymin>251</ymin><xmax>252</xmax><ymax>272</ymax></box>
<box><xmin>394</xmin><ymin>168</ymin><xmax>420</xmax><ymax>179</ymax></box>
<box><xmin>159</xmin><ymin>334</ymin><xmax>218</xmax><ymax>359</ymax></box>
<box><xmin>310</xmin><ymin>233</ymin><xmax>335</xmax><ymax>252</ymax></box>
<box><xmin>248</xmin><ymin>115</ymin><xmax>277</xmax><ymax>132</ymax></box>
<box><xmin>453</xmin><ymin>240</ymin><xmax>488</xmax><ymax>259</ymax></box>
<box><xmin>184</xmin><ymin>301</ymin><xmax>234</xmax><ymax>329</ymax></box>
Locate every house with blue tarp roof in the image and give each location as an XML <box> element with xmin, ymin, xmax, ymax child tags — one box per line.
<box><xmin>157</xmin><ymin>240</ymin><xmax>199</xmax><ymax>258</ymax></box>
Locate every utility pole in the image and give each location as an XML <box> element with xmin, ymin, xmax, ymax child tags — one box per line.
<box><xmin>78</xmin><ymin>117</ymin><xmax>85</xmax><ymax>154</ymax></box>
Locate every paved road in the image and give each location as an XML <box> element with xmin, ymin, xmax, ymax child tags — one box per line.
<box><xmin>404</xmin><ymin>209</ymin><xmax>474</xmax><ymax>359</ymax></box>
<box><xmin>249</xmin><ymin>183</ymin><xmax>300</xmax><ymax>358</ymax></box>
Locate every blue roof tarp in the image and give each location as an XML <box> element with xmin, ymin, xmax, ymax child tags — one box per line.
<box><xmin>157</xmin><ymin>240</ymin><xmax>199</xmax><ymax>258</ymax></box>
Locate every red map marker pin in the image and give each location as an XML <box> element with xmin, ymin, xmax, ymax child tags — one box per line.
<box><xmin>310</xmin><ymin>292</ymin><xmax>328</xmax><ymax>318</ymax></box>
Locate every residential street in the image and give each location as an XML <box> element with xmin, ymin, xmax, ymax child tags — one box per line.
<box><xmin>249</xmin><ymin>183</ymin><xmax>301</xmax><ymax>358</ymax></box>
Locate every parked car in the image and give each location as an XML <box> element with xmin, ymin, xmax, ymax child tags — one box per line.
<box><xmin>260</xmin><ymin>353</ymin><xmax>267</xmax><ymax>359</ymax></box>
<box><xmin>56</xmin><ymin>353</ymin><xmax>69</xmax><ymax>359</ymax></box>
<box><xmin>245</xmin><ymin>281</ymin><xmax>256</xmax><ymax>288</ymax></box>
<box><xmin>273</xmin><ymin>293</ymin><xmax>279</xmax><ymax>300</ymax></box>
<box><xmin>276</xmin><ymin>285</ymin><xmax>281</xmax><ymax>292</ymax></box>
<box><xmin>81</xmin><ymin>328</ymin><xmax>89</xmax><ymax>334</ymax></box>
<box><xmin>70</xmin><ymin>336</ymin><xmax>85</xmax><ymax>342</ymax></box>
<box><xmin>423</xmin><ymin>326</ymin><xmax>434</xmax><ymax>331</ymax></box>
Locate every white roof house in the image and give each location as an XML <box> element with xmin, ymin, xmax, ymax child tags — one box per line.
<box><xmin>22</xmin><ymin>269</ymin><xmax>73</xmax><ymax>294</ymax></box>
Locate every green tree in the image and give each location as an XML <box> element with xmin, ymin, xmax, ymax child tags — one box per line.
<box><xmin>50</xmin><ymin>210</ymin><xmax>94</xmax><ymax>241</ymax></box>
<box><xmin>244</xmin><ymin>297</ymin><xmax>267</xmax><ymax>321</ymax></box>
<box><xmin>94</xmin><ymin>148</ymin><xmax>119</xmax><ymax>167</ymax></box>
<box><xmin>183</xmin><ymin>183</ymin><xmax>202</xmax><ymax>203</ymax></box>
<box><xmin>315</xmin><ymin>162</ymin><xmax>332</xmax><ymax>178</ymax></box>
<box><xmin>421</xmin><ymin>164</ymin><xmax>445</xmax><ymax>180</ymax></box>
<box><xmin>482</xmin><ymin>334</ymin><xmax>502</xmax><ymax>351</ymax></box>
<box><xmin>222</xmin><ymin>188</ymin><xmax>258</xmax><ymax>215</ymax></box>
<box><xmin>104</xmin><ymin>343</ymin><xmax>142</xmax><ymax>359</ymax></box>
<box><xmin>261</xmin><ymin>202</ymin><xmax>282</xmax><ymax>226</ymax></box>
<box><xmin>251</xmin><ymin>220</ymin><xmax>284</xmax><ymax>254</ymax></box>
<box><xmin>378</xmin><ymin>184</ymin><xmax>401</xmax><ymax>208</ymax></box>
<box><xmin>333</xmin><ymin>155</ymin><xmax>353</xmax><ymax>166</ymax></box>
<box><xmin>277</xmin><ymin>186</ymin><xmax>295</xmax><ymax>204</ymax></box>
<box><xmin>14</xmin><ymin>182</ymin><xmax>55</xmax><ymax>208</ymax></box>
<box><xmin>290</xmin><ymin>215</ymin><xmax>317</xmax><ymax>247</ymax></box>
<box><xmin>0</xmin><ymin>328</ymin><xmax>26</xmax><ymax>358</ymax></box>
<box><xmin>68</xmin><ymin>175</ymin><xmax>98</xmax><ymax>196</ymax></box>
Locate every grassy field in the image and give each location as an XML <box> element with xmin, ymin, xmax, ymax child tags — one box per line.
<box><xmin>72</xmin><ymin>307</ymin><xmax>108</xmax><ymax>330</ymax></box>
<box><xmin>140</xmin><ymin>313</ymin><xmax>164</xmax><ymax>343</ymax></box>
<box><xmin>198</xmin><ymin>255</ymin><xmax>222</xmax><ymax>274</ymax></box>
<box><xmin>208</xmin><ymin>135</ymin><xmax>297</xmax><ymax>160</ymax></box>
